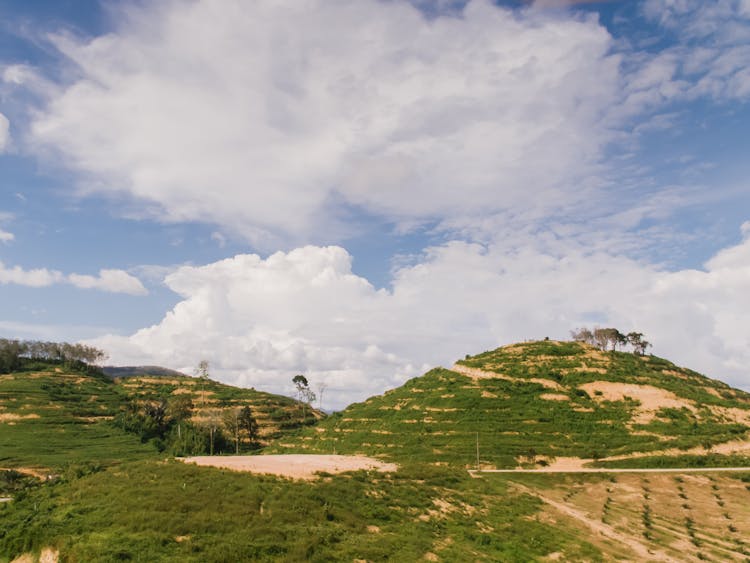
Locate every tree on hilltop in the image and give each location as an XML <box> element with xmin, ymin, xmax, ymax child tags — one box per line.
<box><xmin>626</xmin><ymin>332</ymin><xmax>652</xmax><ymax>355</ymax></box>
<box><xmin>293</xmin><ymin>374</ymin><xmax>316</xmax><ymax>422</ymax></box>
<box><xmin>572</xmin><ymin>326</ymin><xmax>652</xmax><ymax>355</ymax></box>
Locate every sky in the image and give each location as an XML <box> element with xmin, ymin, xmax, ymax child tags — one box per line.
<box><xmin>0</xmin><ymin>0</ymin><xmax>748</xmax><ymax>410</ymax></box>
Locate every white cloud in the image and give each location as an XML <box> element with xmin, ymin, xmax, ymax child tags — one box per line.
<box><xmin>0</xmin><ymin>262</ymin><xmax>147</xmax><ymax>295</ymax></box>
<box><xmin>95</xmin><ymin>232</ymin><xmax>750</xmax><ymax>409</ymax></box>
<box><xmin>0</xmin><ymin>262</ymin><xmax>63</xmax><ymax>287</ymax></box>
<box><xmin>0</xmin><ymin>229</ymin><xmax>14</xmax><ymax>244</ymax></box>
<box><xmin>27</xmin><ymin>0</ymin><xmax>622</xmax><ymax>244</ymax></box>
<box><xmin>0</xmin><ymin>112</ymin><xmax>9</xmax><ymax>152</ymax></box>
<box><xmin>68</xmin><ymin>269</ymin><xmax>148</xmax><ymax>295</ymax></box>
<box><xmin>640</xmin><ymin>0</ymin><xmax>750</xmax><ymax>102</ymax></box>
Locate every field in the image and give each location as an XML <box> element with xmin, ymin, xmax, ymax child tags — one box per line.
<box><xmin>501</xmin><ymin>471</ymin><xmax>750</xmax><ymax>562</ymax></box>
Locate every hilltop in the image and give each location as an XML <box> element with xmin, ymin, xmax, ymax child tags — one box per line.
<box><xmin>272</xmin><ymin>340</ymin><xmax>750</xmax><ymax>468</ymax></box>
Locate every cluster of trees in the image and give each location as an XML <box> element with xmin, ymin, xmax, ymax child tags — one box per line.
<box><xmin>113</xmin><ymin>393</ymin><xmax>260</xmax><ymax>456</ymax></box>
<box><xmin>0</xmin><ymin>338</ymin><xmax>107</xmax><ymax>373</ymax></box>
<box><xmin>570</xmin><ymin>327</ymin><xmax>651</xmax><ymax>355</ymax></box>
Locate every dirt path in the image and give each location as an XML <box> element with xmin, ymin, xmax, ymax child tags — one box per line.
<box><xmin>180</xmin><ymin>454</ymin><xmax>397</xmax><ymax>480</ymax></box>
<box><xmin>470</xmin><ymin>466</ymin><xmax>750</xmax><ymax>474</ymax></box>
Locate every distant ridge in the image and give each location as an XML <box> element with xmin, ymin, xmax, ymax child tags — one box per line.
<box><xmin>102</xmin><ymin>365</ymin><xmax>189</xmax><ymax>379</ymax></box>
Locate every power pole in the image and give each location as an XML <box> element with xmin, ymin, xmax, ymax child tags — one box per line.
<box><xmin>476</xmin><ymin>432</ymin><xmax>480</xmax><ymax>471</ymax></box>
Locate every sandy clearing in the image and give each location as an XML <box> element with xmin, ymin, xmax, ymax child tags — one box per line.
<box><xmin>708</xmin><ymin>405</ymin><xmax>750</xmax><ymax>424</ymax></box>
<box><xmin>0</xmin><ymin>413</ymin><xmax>40</xmax><ymax>422</ymax></box>
<box><xmin>451</xmin><ymin>364</ymin><xmax>563</xmax><ymax>390</ymax></box>
<box><xmin>579</xmin><ymin>381</ymin><xmax>696</xmax><ymax>424</ymax></box>
<box><xmin>10</xmin><ymin>547</ymin><xmax>58</xmax><ymax>563</ymax></box>
<box><xmin>540</xmin><ymin>393</ymin><xmax>569</xmax><ymax>401</ymax></box>
<box><xmin>180</xmin><ymin>455</ymin><xmax>398</xmax><ymax>479</ymax></box>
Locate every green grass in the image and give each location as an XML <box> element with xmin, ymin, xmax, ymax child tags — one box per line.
<box><xmin>0</xmin><ymin>459</ymin><xmax>603</xmax><ymax>562</ymax></box>
<box><xmin>0</xmin><ymin>363</ymin><xmax>324</xmax><ymax>471</ymax></box>
<box><xmin>0</xmin><ymin>367</ymin><xmax>156</xmax><ymax>470</ymax></box>
<box><xmin>591</xmin><ymin>454</ymin><xmax>750</xmax><ymax>469</ymax></box>
<box><xmin>270</xmin><ymin>342</ymin><xmax>750</xmax><ymax>466</ymax></box>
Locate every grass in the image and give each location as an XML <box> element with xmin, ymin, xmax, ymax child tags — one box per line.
<box><xmin>0</xmin><ymin>363</ymin><xmax>321</xmax><ymax>471</ymax></box>
<box><xmin>0</xmin><ymin>460</ymin><xmax>603</xmax><ymax>562</ymax></box>
<box><xmin>269</xmin><ymin>341</ymin><xmax>750</xmax><ymax>468</ymax></box>
<box><xmin>592</xmin><ymin>454</ymin><xmax>750</xmax><ymax>469</ymax></box>
<box><xmin>2</xmin><ymin>341</ymin><xmax>750</xmax><ymax>560</ymax></box>
<box><xmin>0</xmin><ymin>366</ymin><xmax>156</xmax><ymax>470</ymax></box>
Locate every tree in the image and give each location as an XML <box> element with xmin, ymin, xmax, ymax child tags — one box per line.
<box><xmin>627</xmin><ymin>332</ymin><xmax>652</xmax><ymax>355</ymax></box>
<box><xmin>167</xmin><ymin>395</ymin><xmax>194</xmax><ymax>439</ymax></box>
<box><xmin>570</xmin><ymin>328</ymin><xmax>594</xmax><ymax>345</ymax></box>
<box><xmin>195</xmin><ymin>360</ymin><xmax>210</xmax><ymax>408</ymax></box>
<box><xmin>238</xmin><ymin>405</ymin><xmax>259</xmax><ymax>448</ymax></box>
<box><xmin>223</xmin><ymin>408</ymin><xmax>242</xmax><ymax>454</ymax></box>
<box><xmin>292</xmin><ymin>375</ymin><xmax>315</xmax><ymax>422</ymax></box>
<box><xmin>204</xmin><ymin>408</ymin><xmax>223</xmax><ymax>456</ymax></box>
<box><xmin>317</xmin><ymin>382</ymin><xmax>328</xmax><ymax>412</ymax></box>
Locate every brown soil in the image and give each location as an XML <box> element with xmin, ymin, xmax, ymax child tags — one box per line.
<box><xmin>451</xmin><ymin>364</ymin><xmax>563</xmax><ymax>390</ymax></box>
<box><xmin>0</xmin><ymin>413</ymin><xmax>40</xmax><ymax>422</ymax></box>
<box><xmin>180</xmin><ymin>454</ymin><xmax>397</xmax><ymax>480</ymax></box>
<box><xmin>540</xmin><ymin>393</ymin><xmax>569</xmax><ymax>401</ymax></box>
<box><xmin>579</xmin><ymin>381</ymin><xmax>696</xmax><ymax>424</ymax></box>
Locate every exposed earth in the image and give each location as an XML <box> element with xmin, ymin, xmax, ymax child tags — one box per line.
<box><xmin>180</xmin><ymin>454</ymin><xmax>398</xmax><ymax>479</ymax></box>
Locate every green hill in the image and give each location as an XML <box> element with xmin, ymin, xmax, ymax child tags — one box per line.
<box><xmin>271</xmin><ymin>340</ymin><xmax>750</xmax><ymax>468</ymax></box>
<box><xmin>0</xmin><ymin>363</ymin><xmax>321</xmax><ymax>472</ymax></box>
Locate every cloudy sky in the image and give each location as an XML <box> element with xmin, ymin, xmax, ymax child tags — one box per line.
<box><xmin>1</xmin><ymin>0</ymin><xmax>748</xmax><ymax>409</ymax></box>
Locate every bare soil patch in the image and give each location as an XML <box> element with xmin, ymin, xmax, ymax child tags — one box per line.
<box><xmin>452</xmin><ymin>364</ymin><xmax>563</xmax><ymax>390</ymax></box>
<box><xmin>579</xmin><ymin>381</ymin><xmax>696</xmax><ymax>424</ymax></box>
<box><xmin>0</xmin><ymin>413</ymin><xmax>40</xmax><ymax>423</ymax></box>
<box><xmin>181</xmin><ymin>454</ymin><xmax>397</xmax><ymax>480</ymax></box>
<box><xmin>540</xmin><ymin>393</ymin><xmax>569</xmax><ymax>402</ymax></box>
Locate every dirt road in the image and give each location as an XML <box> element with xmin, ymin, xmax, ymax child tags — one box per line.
<box><xmin>470</xmin><ymin>466</ymin><xmax>750</xmax><ymax>474</ymax></box>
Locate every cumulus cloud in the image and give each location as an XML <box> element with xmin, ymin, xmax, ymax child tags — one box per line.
<box><xmin>0</xmin><ymin>112</ymin><xmax>9</xmax><ymax>152</ymax></box>
<box><xmin>95</xmin><ymin>232</ymin><xmax>750</xmax><ymax>409</ymax></box>
<box><xmin>0</xmin><ymin>262</ymin><xmax>63</xmax><ymax>287</ymax></box>
<box><xmin>0</xmin><ymin>262</ymin><xmax>147</xmax><ymax>295</ymax></box>
<box><xmin>68</xmin><ymin>269</ymin><xmax>148</xmax><ymax>295</ymax></box>
<box><xmin>26</xmin><ymin>0</ymin><xmax>622</xmax><ymax>244</ymax></box>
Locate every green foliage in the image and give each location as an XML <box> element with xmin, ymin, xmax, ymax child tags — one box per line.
<box><xmin>592</xmin><ymin>454</ymin><xmax>750</xmax><ymax>469</ymax></box>
<box><xmin>271</xmin><ymin>340</ymin><xmax>750</xmax><ymax>468</ymax></box>
<box><xmin>0</xmin><ymin>460</ymin><xmax>602</xmax><ymax>562</ymax></box>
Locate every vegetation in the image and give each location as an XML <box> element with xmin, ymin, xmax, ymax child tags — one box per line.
<box><xmin>571</xmin><ymin>327</ymin><xmax>651</xmax><ymax>355</ymax></box>
<box><xmin>2</xmin><ymin>338</ymin><xmax>750</xmax><ymax>561</ymax></box>
<box><xmin>0</xmin><ymin>360</ymin><xmax>321</xmax><ymax>470</ymax></box>
<box><xmin>0</xmin><ymin>460</ymin><xmax>604</xmax><ymax>562</ymax></box>
<box><xmin>0</xmin><ymin>338</ymin><xmax>106</xmax><ymax>374</ymax></box>
<box><xmin>270</xmin><ymin>341</ymin><xmax>750</xmax><ymax>468</ymax></box>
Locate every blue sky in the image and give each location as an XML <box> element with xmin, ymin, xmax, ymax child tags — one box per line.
<box><xmin>1</xmin><ymin>0</ymin><xmax>749</xmax><ymax>408</ymax></box>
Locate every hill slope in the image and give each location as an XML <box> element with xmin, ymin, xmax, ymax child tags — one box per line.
<box><xmin>0</xmin><ymin>363</ymin><xmax>321</xmax><ymax>472</ymax></box>
<box><xmin>272</xmin><ymin>340</ymin><xmax>750</xmax><ymax>468</ymax></box>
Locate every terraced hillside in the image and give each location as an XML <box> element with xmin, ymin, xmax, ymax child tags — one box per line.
<box><xmin>271</xmin><ymin>340</ymin><xmax>750</xmax><ymax>468</ymax></box>
<box><xmin>0</xmin><ymin>366</ymin><xmax>154</xmax><ymax>470</ymax></box>
<box><xmin>0</xmin><ymin>363</ymin><xmax>321</xmax><ymax>472</ymax></box>
<box><xmin>114</xmin><ymin>373</ymin><xmax>323</xmax><ymax>442</ymax></box>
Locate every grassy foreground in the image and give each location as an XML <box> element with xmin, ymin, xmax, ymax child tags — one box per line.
<box><xmin>0</xmin><ymin>461</ymin><xmax>601</xmax><ymax>562</ymax></box>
